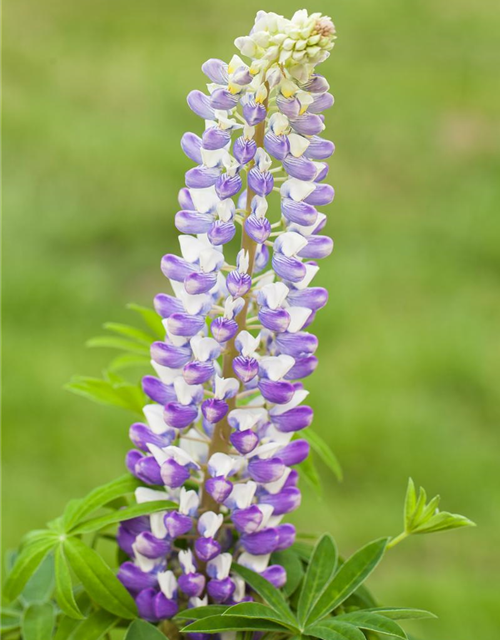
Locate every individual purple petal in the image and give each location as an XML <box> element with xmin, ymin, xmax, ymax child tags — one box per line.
<box><xmin>258</xmin><ymin>307</ymin><xmax>291</xmax><ymax>333</ymax></box>
<box><xmin>282</xmin><ymin>155</ymin><xmax>318</xmax><ymax>181</ymax></box>
<box><xmin>183</xmin><ymin>360</ymin><xmax>215</xmax><ymax>385</ymax></box>
<box><xmin>215</xmin><ymin>173</ymin><xmax>242</xmax><ymax>199</ymax></box>
<box><xmin>264</xmin><ymin>132</ymin><xmax>290</xmax><ymax>161</ymax></box>
<box><xmin>283</xmin><ymin>469</ymin><xmax>299</xmax><ymax>488</ymax></box>
<box><xmin>129</xmin><ymin>423</ymin><xmax>175</xmax><ymax>451</ymax></box>
<box><xmin>287</xmin><ymin>287</ymin><xmax>328</xmax><ymax>311</ymax></box>
<box><xmin>154</xmin><ymin>293</ymin><xmax>184</xmax><ymax>318</ymax></box>
<box><xmin>161</xmin><ymin>459</ymin><xmax>191</xmax><ymax>488</ymax></box>
<box><xmin>134</xmin><ymin>532</ymin><xmax>171</xmax><ymax>559</ymax></box>
<box><xmin>261</xmin><ymin>565</ymin><xmax>287</xmax><ymax>588</ymax></box>
<box><xmin>210</xmin><ymin>88</ymin><xmax>239</xmax><ymax>110</ymax></box>
<box><xmin>202</xmin><ymin>399</ymin><xmax>229</xmax><ymax>424</ymax></box>
<box><xmin>117</xmin><ymin>524</ymin><xmax>135</xmax><ymax>556</ymax></box>
<box><xmin>248</xmin><ymin>168</ymin><xmax>274</xmax><ymax>197</ymax></box>
<box><xmin>301</xmin><ymin>75</ymin><xmax>329</xmax><ymax>93</ymax></box>
<box><xmin>233</xmin><ymin>137</ymin><xmax>257</xmax><ymax>164</ymax></box>
<box><xmin>175</xmin><ymin>210</ymin><xmax>214</xmax><ymax>234</ymax></box>
<box><xmin>136</xmin><ymin>588</ymin><xmax>158</xmax><ymax>621</ymax></box>
<box><xmin>178</xmin><ymin>573</ymin><xmax>206</xmax><ymax>598</ymax></box>
<box><xmin>178</xmin><ymin>187</ymin><xmax>194</xmax><ymax>209</ymax></box>
<box><xmin>205</xmin><ymin>476</ymin><xmax>233</xmax><ymax>503</ymax></box>
<box><xmin>283</xmin><ymin>355</ymin><xmax>319</xmax><ymax>380</ymax></box>
<box><xmin>226</xmin><ymin>270</ymin><xmax>252</xmax><ymax>297</ymax></box>
<box><xmin>248</xmin><ymin>457</ymin><xmax>285</xmax><ymax>483</ymax></box>
<box><xmin>207</xmin><ymin>577</ymin><xmax>235</xmax><ymax>603</ymax></box>
<box><xmin>154</xmin><ymin>592</ymin><xmax>178</xmax><ymax>620</ymax></box>
<box><xmin>275</xmin><ymin>331</ymin><xmax>318</xmax><ymax>357</ymax></box>
<box><xmin>258</xmin><ymin>379</ymin><xmax>295</xmax><ymax>404</ymax></box>
<box><xmin>211</xmin><ymin>317</ymin><xmax>238</xmax><ymax>343</ymax></box>
<box><xmin>167</xmin><ymin>313</ymin><xmax>206</xmax><ymax>337</ymax></box>
<box><xmin>242</xmin><ymin>99</ymin><xmax>267</xmax><ymax>126</ymax></box>
<box><xmin>245</xmin><ymin>214</ymin><xmax>271</xmax><ymax>243</ymax></box>
<box><xmin>164</xmin><ymin>511</ymin><xmax>192</xmax><ymax>538</ymax></box>
<box><xmin>272</xmin><ymin>254</ymin><xmax>306</xmax><ymax>283</ymax></box>
<box><xmin>290</xmin><ymin>113</ymin><xmax>324</xmax><ymax>136</ymax></box>
<box><xmin>298</xmin><ymin>236</ymin><xmax>334</xmax><ymax>259</ymax></box>
<box><xmin>202</xmin><ymin>126</ymin><xmax>231</xmax><ymax>150</ymax></box>
<box><xmin>276</xmin><ymin>94</ymin><xmax>301</xmax><ymax>118</ymax></box>
<box><xmin>118</xmin><ymin>562</ymin><xmax>157</xmax><ymax>593</ymax></box>
<box><xmin>209</xmin><ymin>221</ymin><xmax>237</xmax><ymax>246</ymax></box>
<box><xmin>195</xmin><ymin>537</ymin><xmax>221</xmax><ymax>562</ymax></box>
<box><xmin>202</xmin><ymin>58</ymin><xmax>228</xmax><ymax>84</ymax></box>
<box><xmin>184</xmin><ymin>271</ymin><xmax>218</xmax><ymax>295</ymax></box>
<box><xmin>281</xmin><ymin>198</ymin><xmax>318</xmax><ymax>226</ymax></box>
<box><xmin>164</xmin><ymin>402</ymin><xmax>198</xmax><ymax>429</ymax></box>
<box><xmin>185</xmin><ymin>166</ymin><xmax>221</xmax><ymax>189</ymax></box>
<box><xmin>181</xmin><ymin>132</ymin><xmax>203</xmax><ymax>163</ymax></box>
<box><xmin>241</xmin><ymin>527</ymin><xmax>279</xmax><ymax>554</ymax></box>
<box><xmin>231</xmin><ymin>505</ymin><xmax>263</xmax><ymax>533</ymax></box>
<box><xmin>254</xmin><ymin>244</ymin><xmax>269</xmax><ymax>272</ymax></box>
<box><xmin>259</xmin><ymin>487</ymin><xmax>302</xmax><ymax>514</ymax></box>
<box><xmin>151</xmin><ymin>342</ymin><xmax>191</xmax><ymax>368</ymax></box>
<box><xmin>126</xmin><ymin>449</ymin><xmax>143</xmax><ymax>475</ymax></box>
<box><xmin>230</xmin><ymin>429</ymin><xmax>259</xmax><ymax>455</ymax></box>
<box><xmin>308</xmin><ymin>92</ymin><xmax>335</xmax><ymax>113</ymax></box>
<box><xmin>121</xmin><ymin>515</ymin><xmax>151</xmax><ymax>536</ymax></box>
<box><xmin>271</xmin><ymin>406</ymin><xmax>314</xmax><ymax>432</ymax></box>
<box><xmin>314</xmin><ymin>162</ymin><xmax>329</xmax><ymax>182</ymax></box>
<box><xmin>304</xmin><ymin>136</ymin><xmax>335</xmax><ymax>161</ymax></box>
<box><xmin>187</xmin><ymin>90</ymin><xmax>215</xmax><ymax>119</ymax></box>
<box><xmin>161</xmin><ymin>255</ymin><xmax>197</xmax><ymax>281</ymax></box>
<box><xmin>278</xmin><ymin>440</ymin><xmax>310</xmax><ymax>466</ymax></box>
<box><xmin>275</xmin><ymin>523</ymin><xmax>296</xmax><ymax>551</ymax></box>
<box><xmin>232</xmin><ymin>356</ymin><xmax>259</xmax><ymax>382</ymax></box>
<box><xmin>135</xmin><ymin>455</ymin><xmax>163</xmax><ymax>485</ymax></box>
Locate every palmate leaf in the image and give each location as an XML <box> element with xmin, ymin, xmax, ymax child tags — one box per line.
<box><xmin>70</xmin><ymin>499</ymin><xmax>176</xmax><ymax>534</ymax></box>
<box><xmin>271</xmin><ymin>548</ymin><xmax>304</xmax><ymax>597</ymax></box>
<box><xmin>175</xmin><ymin>605</ymin><xmax>230</xmax><ymax>619</ymax></box>
<box><xmin>1</xmin><ymin>608</ymin><xmax>22</xmax><ymax>633</ymax></box>
<box><xmin>109</xmin><ymin>353</ymin><xmax>151</xmax><ymax>372</ymax></box>
<box><xmin>363</xmin><ymin>607</ymin><xmax>437</xmax><ymax>620</ymax></box>
<box><xmin>4</xmin><ymin>538</ymin><xmax>57</xmax><ymax>602</ymax></box>
<box><xmin>65</xmin><ymin>376</ymin><xmax>145</xmax><ymax>414</ymax></box>
<box><xmin>21</xmin><ymin>552</ymin><xmax>55</xmax><ymax>603</ymax></box>
<box><xmin>412</xmin><ymin>510</ymin><xmax>476</xmax><ymax>534</ymax></box>
<box><xmin>62</xmin><ymin>474</ymin><xmax>142</xmax><ymax>531</ymax></box>
<box><xmin>299</xmin><ymin>451</ymin><xmax>323</xmax><ymax>495</ymax></box>
<box><xmin>297</xmin><ymin>533</ymin><xmax>338</xmax><ymax>627</ymax></box>
<box><xmin>181</xmin><ymin>615</ymin><xmax>288</xmax><ymax>633</ymax></box>
<box><xmin>306</xmin><ymin>619</ymin><xmax>365</xmax><ymax>640</ymax></box>
<box><xmin>306</xmin><ymin>538</ymin><xmax>388</xmax><ymax>625</ymax></box>
<box><xmin>103</xmin><ymin>322</ymin><xmax>155</xmax><ymax>345</ymax></box>
<box><xmin>303</xmin><ymin>429</ymin><xmax>343</xmax><ymax>481</ymax></box>
<box><xmin>125</xmin><ymin>619</ymin><xmax>166</xmax><ymax>638</ymax></box>
<box><xmin>63</xmin><ymin>537</ymin><xmax>137</xmax><ymax>619</ymax></box>
<box><xmin>127</xmin><ymin>303</ymin><xmax>165</xmax><ymax>339</ymax></box>
<box><xmin>68</xmin><ymin>609</ymin><xmax>119</xmax><ymax>640</ymax></box>
<box><xmin>223</xmin><ymin>602</ymin><xmax>299</xmax><ymax>631</ymax></box>
<box><xmin>336</xmin><ymin>611</ymin><xmax>407</xmax><ymax>639</ymax></box>
<box><xmin>54</xmin><ymin>546</ymin><xmax>84</xmax><ymax>620</ymax></box>
<box><xmin>231</xmin><ymin>563</ymin><xmax>295</xmax><ymax>623</ymax></box>
<box><xmin>21</xmin><ymin>602</ymin><xmax>55</xmax><ymax>640</ymax></box>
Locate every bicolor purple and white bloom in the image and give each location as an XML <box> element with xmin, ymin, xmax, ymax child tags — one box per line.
<box><xmin>118</xmin><ymin>9</ymin><xmax>336</xmax><ymax>621</ymax></box>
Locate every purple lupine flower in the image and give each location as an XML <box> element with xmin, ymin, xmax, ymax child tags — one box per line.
<box><xmin>118</xmin><ymin>8</ymin><xmax>336</xmax><ymax>624</ymax></box>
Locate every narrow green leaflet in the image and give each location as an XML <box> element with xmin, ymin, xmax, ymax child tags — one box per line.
<box><xmin>337</xmin><ymin>611</ymin><xmax>407</xmax><ymax>639</ymax></box>
<box><xmin>71</xmin><ymin>499</ymin><xmax>176</xmax><ymax>534</ymax></box>
<box><xmin>1</xmin><ymin>608</ymin><xmax>21</xmax><ymax>633</ymax></box>
<box><xmin>53</xmin><ymin>615</ymin><xmax>81</xmax><ymax>640</ymax></box>
<box><xmin>104</xmin><ymin>322</ymin><xmax>155</xmax><ymax>345</ymax></box>
<box><xmin>86</xmin><ymin>336</ymin><xmax>150</xmax><ymax>355</ymax></box>
<box><xmin>306</xmin><ymin>619</ymin><xmax>365</xmax><ymax>640</ymax></box>
<box><xmin>68</xmin><ymin>609</ymin><xmax>119</xmax><ymax>640</ymax></box>
<box><xmin>181</xmin><ymin>615</ymin><xmax>288</xmax><ymax>633</ymax></box>
<box><xmin>63</xmin><ymin>537</ymin><xmax>137</xmax><ymax>619</ymax></box>
<box><xmin>307</xmin><ymin>538</ymin><xmax>388</xmax><ymax>624</ymax></box>
<box><xmin>271</xmin><ymin>548</ymin><xmax>304</xmax><ymax>596</ymax></box>
<box><xmin>297</xmin><ymin>533</ymin><xmax>338</xmax><ymax>626</ymax></box>
<box><xmin>125</xmin><ymin>619</ymin><xmax>172</xmax><ymax>638</ymax></box>
<box><xmin>404</xmin><ymin>478</ymin><xmax>417</xmax><ymax>531</ymax></box>
<box><xmin>22</xmin><ymin>602</ymin><xmax>55</xmax><ymax>640</ymax></box>
<box><xmin>223</xmin><ymin>602</ymin><xmax>299</xmax><ymax>630</ymax></box>
<box><xmin>127</xmin><ymin>303</ymin><xmax>165</xmax><ymax>339</ymax></box>
<box><xmin>363</xmin><ymin>607</ymin><xmax>437</xmax><ymax>620</ymax></box>
<box><xmin>299</xmin><ymin>451</ymin><xmax>323</xmax><ymax>495</ymax></box>
<box><xmin>21</xmin><ymin>552</ymin><xmax>55</xmax><ymax>603</ymax></box>
<box><xmin>292</xmin><ymin>541</ymin><xmax>314</xmax><ymax>562</ymax></box>
<box><xmin>109</xmin><ymin>353</ymin><xmax>151</xmax><ymax>372</ymax></box>
<box><xmin>63</xmin><ymin>474</ymin><xmax>142</xmax><ymax>530</ymax></box>
<box><xmin>303</xmin><ymin>430</ymin><xmax>343</xmax><ymax>481</ymax></box>
<box><xmin>4</xmin><ymin>538</ymin><xmax>56</xmax><ymax>602</ymax></box>
<box><xmin>232</xmin><ymin>564</ymin><xmax>295</xmax><ymax>623</ymax></box>
<box><xmin>54</xmin><ymin>546</ymin><xmax>84</xmax><ymax>619</ymax></box>
<box><xmin>66</xmin><ymin>376</ymin><xmax>145</xmax><ymax>414</ymax></box>
<box><xmin>412</xmin><ymin>511</ymin><xmax>476</xmax><ymax>534</ymax></box>
<box><xmin>175</xmin><ymin>605</ymin><xmax>230</xmax><ymax>619</ymax></box>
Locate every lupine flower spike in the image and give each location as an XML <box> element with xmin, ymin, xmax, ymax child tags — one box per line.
<box><xmin>118</xmin><ymin>9</ymin><xmax>336</xmax><ymax>622</ymax></box>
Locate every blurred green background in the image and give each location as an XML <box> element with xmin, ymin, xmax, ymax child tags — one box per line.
<box><xmin>3</xmin><ymin>0</ymin><xmax>500</xmax><ymax>638</ymax></box>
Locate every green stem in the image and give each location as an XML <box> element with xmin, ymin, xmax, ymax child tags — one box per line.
<box><xmin>386</xmin><ymin>530</ymin><xmax>410</xmax><ymax>549</ymax></box>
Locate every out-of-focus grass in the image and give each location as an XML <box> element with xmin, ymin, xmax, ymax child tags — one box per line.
<box><xmin>2</xmin><ymin>0</ymin><xmax>500</xmax><ymax>637</ymax></box>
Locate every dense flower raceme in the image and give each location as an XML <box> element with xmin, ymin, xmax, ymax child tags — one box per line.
<box><xmin>118</xmin><ymin>10</ymin><xmax>336</xmax><ymax>624</ymax></box>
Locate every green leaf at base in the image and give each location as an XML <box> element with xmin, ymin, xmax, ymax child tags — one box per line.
<box><xmin>22</xmin><ymin>602</ymin><xmax>55</xmax><ymax>640</ymax></box>
<box><xmin>4</xmin><ymin>538</ymin><xmax>57</xmax><ymax>602</ymax></box>
<box><xmin>54</xmin><ymin>546</ymin><xmax>84</xmax><ymax>620</ymax></box>
<box><xmin>336</xmin><ymin>611</ymin><xmax>407</xmax><ymax>638</ymax></box>
<box><xmin>181</xmin><ymin>615</ymin><xmax>288</xmax><ymax>633</ymax></box>
<box><xmin>70</xmin><ymin>500</ymin><xmax>176</xmax><ymax>534</ymax></box>
<box><xmin>125</xmin><ymin>619</ymin><xmax>166</xmax><ymax>638</ymax></box>
<box><xmin>307</xmin><ymin>619</ymin><xmax>365</xmax><ymax>640</ymax></box>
